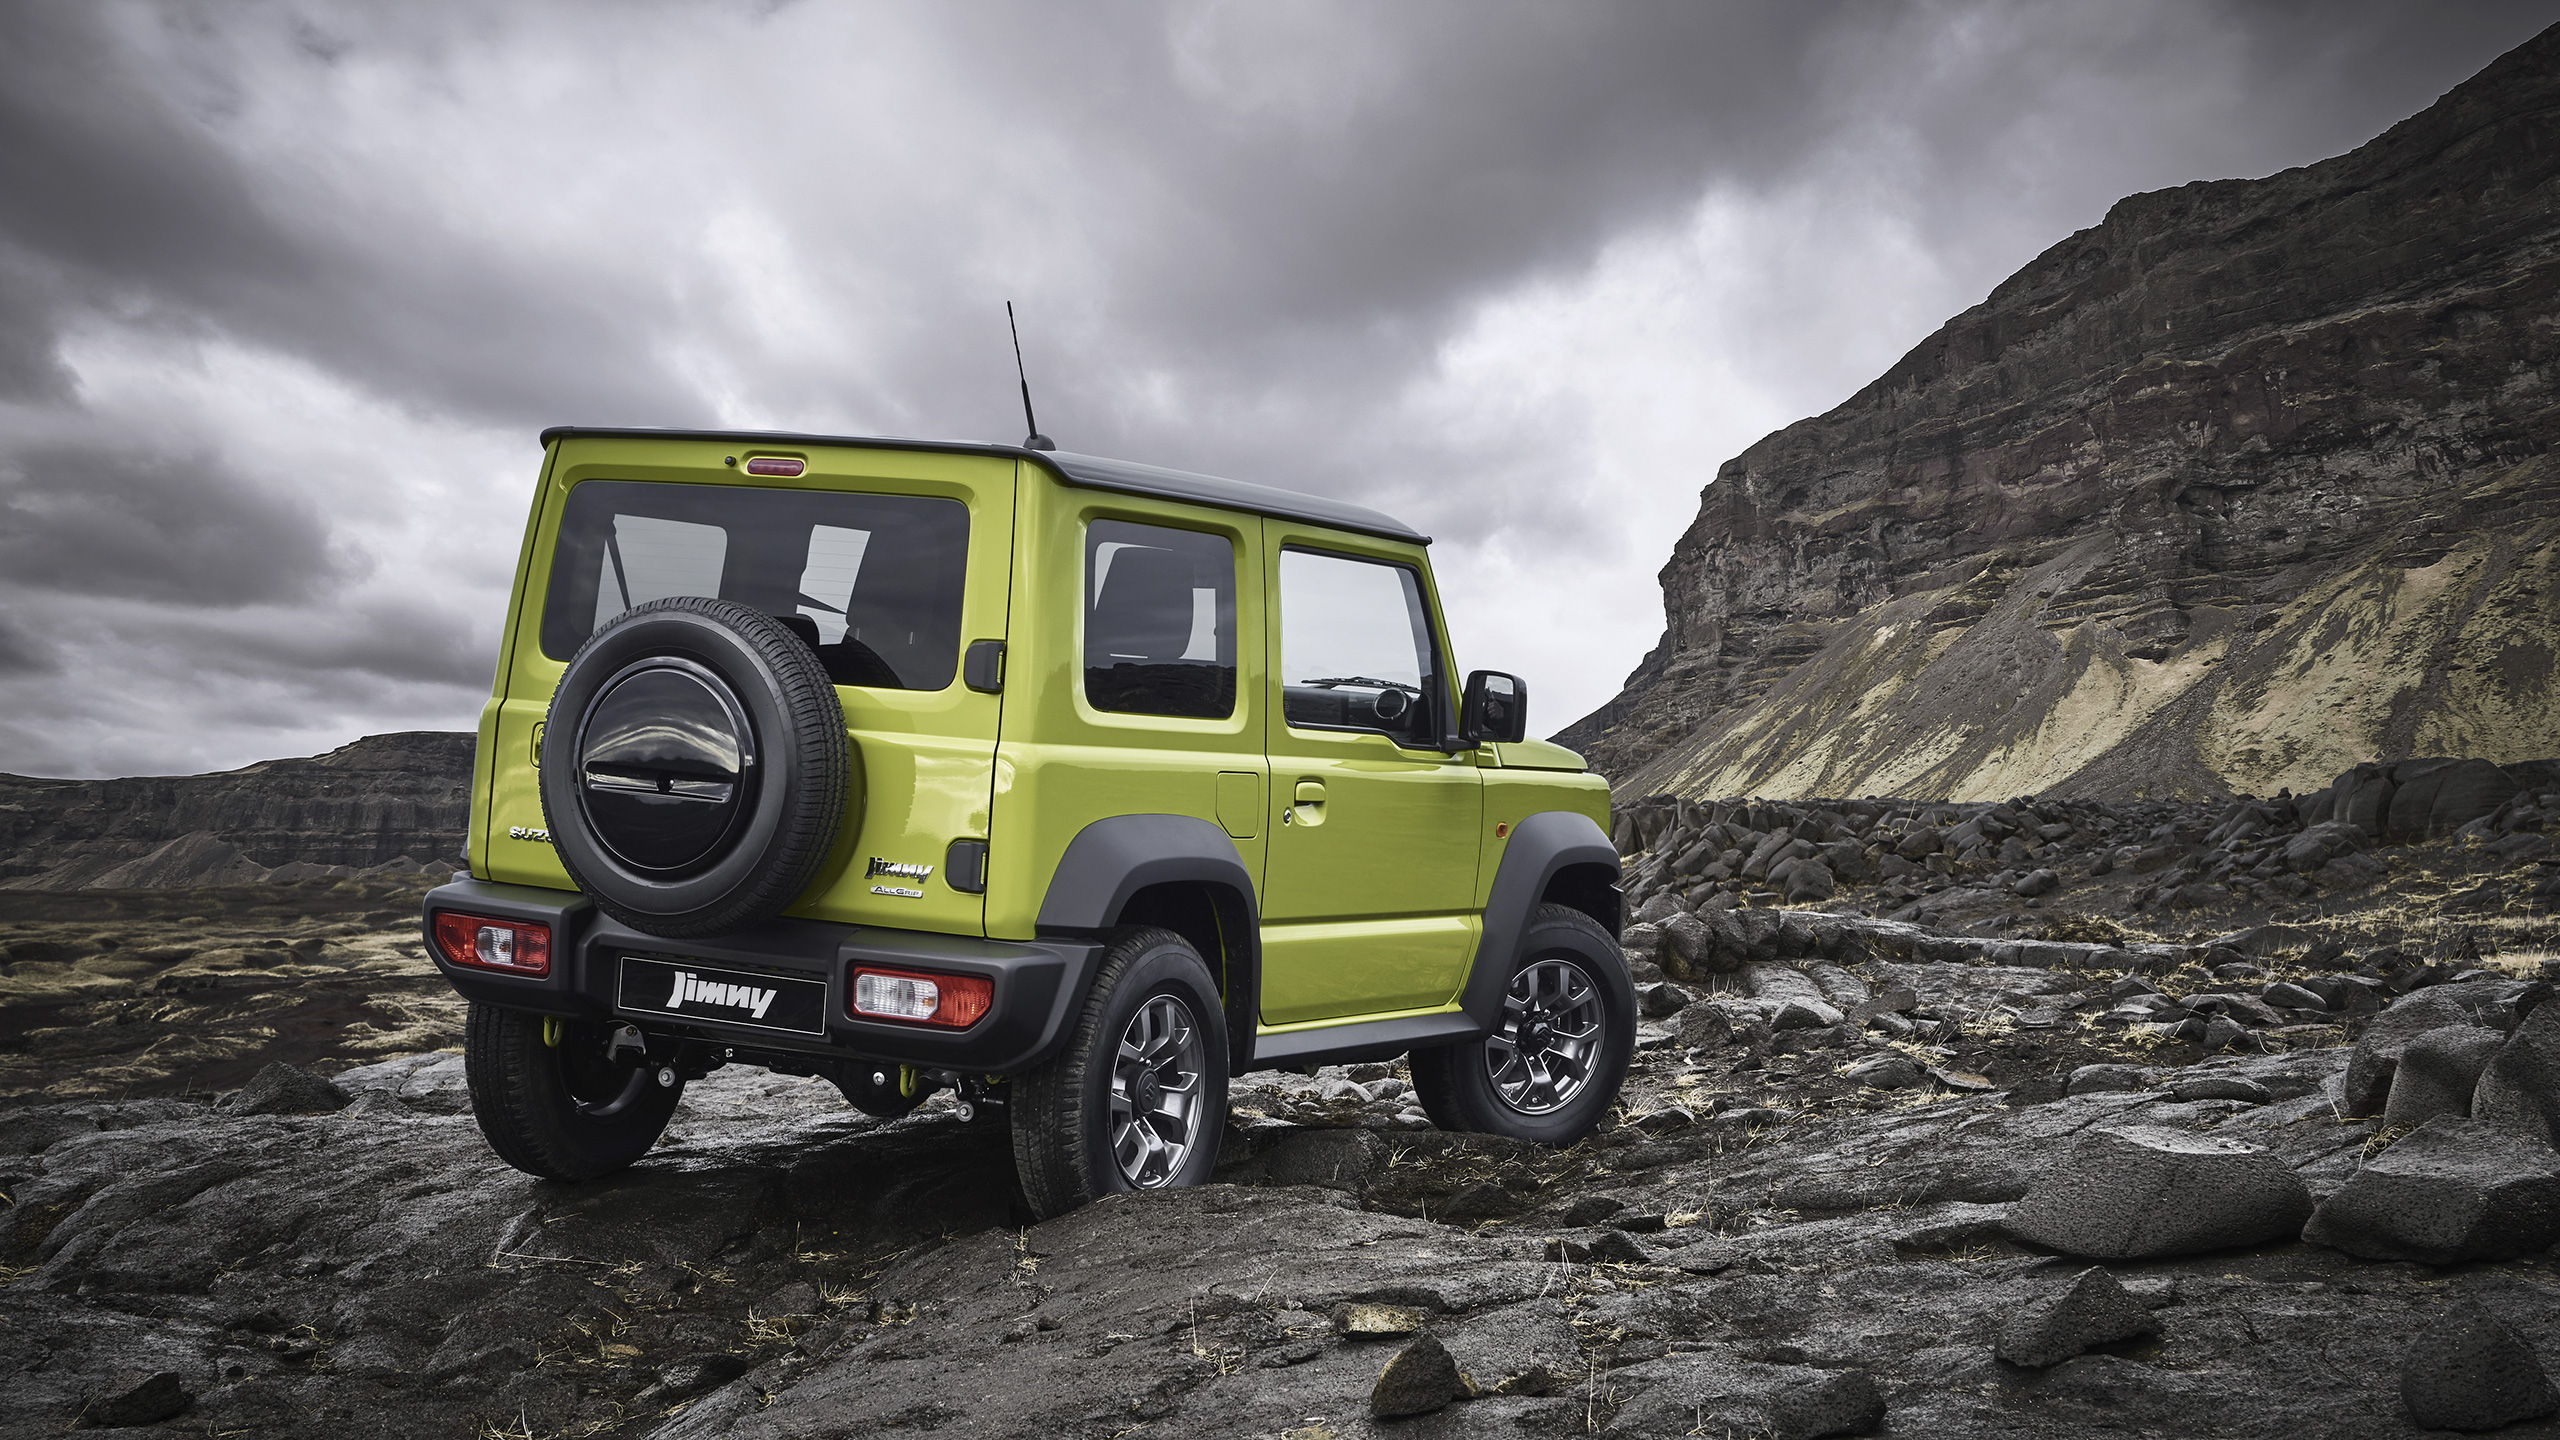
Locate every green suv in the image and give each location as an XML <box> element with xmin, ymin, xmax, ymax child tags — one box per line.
<box><xmin>424</xmin><ymin>429</ymin><xmax>1629</xmax><ymax>1216</ymax></box>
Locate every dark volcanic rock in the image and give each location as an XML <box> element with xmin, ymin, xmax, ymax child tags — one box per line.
<box><xmin>1367</xmin><ymin>1334</ymin><xmax>1462</xmax><ymax>1418</ymax></box>
<box><xmin>1560</xmin><ymin>25</ymin><xmax>2560</xmax><ymax>802</ymax></box>
<box><xmin>2475</xmin><ymin>1001</ymin><xmax>2560</xmax><ymax>1147</ymax></box>
<box><xmin>2344</xmin><ymin>989</ymin><xmax>2509</xmax><ymax>1116</ymax></box>
<box><xmin>2005</xmin><ymin>1125</ymin><xmax>2313</xmax><ymax>1259</ymax></box>
<box><xmin>222</xmin><ymin>1062</ymin><xmax>351</xmax><ymax>1117</ymax></box>
<box><xmin>1766</xmin><ymin>1367</ymin><xmax>1885</xmax><ymax>1440</ymax></box>
<box><xmin>1994</xmin><ymin>1267</ymin><xmax>2160</xmax><ymax>1369</ymax></box>
<box><xmin>2402</xmin><ymin>1300</ymin><xmax>2560</xmax><ymax>1433</ymax></box>
<box><xmin>2303</xmin><ymin>1116</ymin><xmax>2560</xmax><ymax>1264</ymax></box>
<box><xmin>2379</xmin><ymin>1025</ymin><xmax>2506</xmax><ymax>1129</ymax></box>
<box><xmin>77</xmin><ymin>1370</ymin><xmax>192</xmax><ymax>1428</ymax></box>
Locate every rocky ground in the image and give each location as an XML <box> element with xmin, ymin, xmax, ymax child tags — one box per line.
<box><xmin>4</xmin><ymin>892</ymin><xmax>2559</xmax><ymax>1436</ymax></box>
<box><xmin>5</xmin><ymin>754</ymin><xmax>2560</xmax><ymax>1435</ymax></box>
<box><xmin>0</xmin><ymin>873</ymin><xmax>454</xmax><ymax>1103</ymax></box>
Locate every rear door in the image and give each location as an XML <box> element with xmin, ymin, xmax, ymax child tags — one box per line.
<box><xmin>1255</xmin><ymin>531</ymin><xmax>1482</xmax><ymax>1026</ymax></box>
<box><xmin>483</xmin><ymin>438</ymin><xmax>1013</xmax><ymax>935</ymax></box>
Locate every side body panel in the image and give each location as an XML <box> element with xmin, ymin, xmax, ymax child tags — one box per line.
<box><xmin>479</xmin><ymin>438</ymin><xmax>1015</xmax><ymax>937</ymax></box>
<box><xmin>983</xmin><ymin>471</ymin><xmax>1269</xmax><ymax>941</ymax></box>
<box><xmin>1254</xmin><ymin>523</ymin><xmax>1483</xmax><ymax>1029</ymax></box>
<box><xmin>465</xmin><ymin>443</ymin><xmax>562</xmax><ymax>880</ymax></box>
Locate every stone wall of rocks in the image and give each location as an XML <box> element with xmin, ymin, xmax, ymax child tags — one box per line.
<box><xmin>1611</xmin><ymin>755</ymin><xmax>2560</xmax><ymax>924</ymax></box>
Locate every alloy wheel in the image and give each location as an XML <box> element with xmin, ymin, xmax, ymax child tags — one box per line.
<box><xmin>1109</xmin><ymin>993</ymin><xmax>1207</xmax><ymax>1187</ymax></box>
<box><xmin>1485</xmin><ymin>957</ymin><xmax>1604</xmax><ymax>1115</ymax></box>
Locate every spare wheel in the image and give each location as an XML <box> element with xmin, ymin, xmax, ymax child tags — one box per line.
<box><xmin>540</xmin><ymin>596</ymin><xmax>856</xmax><ymax>938</ymax></box>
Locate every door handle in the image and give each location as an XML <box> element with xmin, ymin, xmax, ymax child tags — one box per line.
<box><xmin>1288</xmin><ymin>779</ymin><xmax>1327</xmax><ymax>828</ymax></box>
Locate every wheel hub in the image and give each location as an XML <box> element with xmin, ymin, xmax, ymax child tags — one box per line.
<box><xmin>1484</xmin><ymin>957</ymin><xmax>1604</xmax><ymax>1116</ymax></box>
<box><xmin>1108</xmin><ymin>993</ymin><xmax>1206</xmax><ymax>1189</ymax></box>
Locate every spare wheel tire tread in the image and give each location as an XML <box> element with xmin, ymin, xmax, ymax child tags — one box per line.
<box><xmin>541</xmin><ymin>596</ymin><xmax>851</xmax><ymax>938</ymax></box>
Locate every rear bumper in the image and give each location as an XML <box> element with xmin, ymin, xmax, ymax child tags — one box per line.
<box><xmin>422</xmin><ymin>878</ymin><xmax>1102</xmax><ymax>1073</ymax></box>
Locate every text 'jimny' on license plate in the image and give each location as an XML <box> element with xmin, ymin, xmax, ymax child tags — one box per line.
<box><xmin>617</xmin><ymin>956</ymin><xmax>828</xmax><ymax>1035</ymax></box>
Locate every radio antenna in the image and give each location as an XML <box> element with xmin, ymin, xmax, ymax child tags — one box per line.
<box><xmin>1007</xmin><ymin>301</ymin><xmax>1055</xmax><ymax>451</ymax></box>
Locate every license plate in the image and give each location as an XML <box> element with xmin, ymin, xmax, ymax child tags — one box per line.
<box><xmin>618</xmin><ymin>955</ymin><xmax>829</xmax><ymax>1036</ymax></box>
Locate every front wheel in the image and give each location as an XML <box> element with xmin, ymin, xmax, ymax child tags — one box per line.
<box><xmin>1411</xmin><ymin>903</ymin><xmax>1634</xmax><ymax>1144</ymax></box>
<box><xmin>1010</xmin><ymin>928</ymin><xmax>1229</xmax><ymax>1219</ymax></box>
<box><xmin>464</xmin><ymin>1004</ymin><xmax>683</xmax><ymax>1181</ymax></box>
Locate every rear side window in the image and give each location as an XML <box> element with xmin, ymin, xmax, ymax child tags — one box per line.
<box><xmin>542</xmin><ymin>480</ymin><xmax>970</xmax><ymax>691</ymax></box>
<box><xmin>1277</xmin><ymin>548</ymin><xmax>1442</xmax><ymax>746</ymax></box>
<box><xmin>1083</xmin><ymin>520</ymin><xmax>1236</xmax><ymax>720</ymax></box>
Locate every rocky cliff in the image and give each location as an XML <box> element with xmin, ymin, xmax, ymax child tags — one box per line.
<box><xmin>0</xmin><ymin>732</ymin><xmax>473</xmax><ymax>889</ymax></box>
<box><xmin>1560</xmin><ymin>23</ymin><xmax>2560</xmax><ymax>802</ymax></box>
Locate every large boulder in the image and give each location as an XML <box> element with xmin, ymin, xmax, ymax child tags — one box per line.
<box><xmin>2379</xmin><ymin>1025</ymin><xmax>2505</xmax><ymax>1130</ymax></box>
<box><xmin>2475</xmin><ymin>1002</ymin><xmax>2560</xmax><ymax>1147</ymax></box>
<box><xmin>2283</xmin><ymin>820</ymin><xmax>2370</xmax><ymax>874</ymax></box>
<box><xmin>2302</xmin><ymin>1117</ymin><xmax>2560</xmax><ymax>1264</ymax></box>
<box><xmin>2401</xmin><ymin>1299</ymin><xmax>2559</xmax><ymax>1432</ymax></box>
<box><xmin>1784</xmin><ymin>861</ymin><xmax>1837</xmax><ymax>904</ymax></box>
<box><xmin>2385</xmin><ymin>758</ymin><xmax>2521</xmax><ymax>840</ymax></box>
<box><xmin>1659</xmin><ymin>912</ymin><xmax>1717</xmax><ymax>980</ymax></box>
<box><xmin>2005</xmin><ymin>1126</ymin><xmax>2313</xmax><ymax>1260</ymax></box>
<box><xmin>2343</xmin><ymin>988</ymin><xmax>2521</xmax><ymax>1116</ymax></box>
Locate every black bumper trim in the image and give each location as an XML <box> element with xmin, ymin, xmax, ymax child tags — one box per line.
<box><xmin>423</xmin><ymin>879</ymin><xmax>1103</xmax><ymax>1073</ymax></box>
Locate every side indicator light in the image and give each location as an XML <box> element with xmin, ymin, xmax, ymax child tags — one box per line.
<box><xmin>849</xmin><ymin>966</ymin><xmax>992</xmax><ymax>1028</ymax></box>
<box><xmin>433</xmin><ymin>912</ymin><xmax>552</xmax><ymax>977</ymax></box>
<box><xmin>742</xmin><ymin>456</ymin><xmax>805</xmax><ymax>477</ymax></box>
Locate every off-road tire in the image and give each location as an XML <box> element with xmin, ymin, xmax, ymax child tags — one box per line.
<box><xmin>1010</xmin><ymin>928</ymin><xmax>1229</xmax><ymax>1219</ymax></box>
<box><xmin>465</xmin><ymin>1003</ymin><xmax>683</xmax><ymax>1181</ymax></box>
<box><xmin>1410</xmin><ymin>903</ymin><xmax>1633</xmax><ymax>1145</ymax></box>
<box><xmin>540</xmin><ymin>596</ymin><xmax>853</xmax><ymax>939</ymax></box>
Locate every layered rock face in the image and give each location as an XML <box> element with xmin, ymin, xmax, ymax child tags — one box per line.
<box><xmin>0</xmin><ymin>732</ymin><xmax>472</xmax><ymax>889</ymax></box>
<box><xmin>1561</xmin><ymin>25</ymin><xmax>2560</xmax><ymax>801</ymax></box>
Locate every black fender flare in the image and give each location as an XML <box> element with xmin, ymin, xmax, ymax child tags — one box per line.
<box><xmin>1458</xmin><ymin>809</ymin><xmax>1623</xmax><ymax>1029</ymax></box>
<box><xmin>1036</xmin><ymin>813</ymin><xmax>1263</xmax><ymax>1071</ymax></box>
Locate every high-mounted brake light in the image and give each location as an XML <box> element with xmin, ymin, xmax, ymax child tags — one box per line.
<box><xmin>849</xmin><ymin>965</ymin><xmax>991</xmax><ymax>1028</ymax></box>
<box><xmin>742</xmin><ymin>456</ymin><xmax>805</xmax><ymax>477</ymax></box>
<box><xmin>433</xmin><ymin>911</ymin><xmax>553</xmax><ymax>977</ymax></box>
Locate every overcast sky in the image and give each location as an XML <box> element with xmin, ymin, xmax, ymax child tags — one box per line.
<box><xmin>0</xmin><ymin>1</ymin><xmax>2548</xmax><ymax>779</ymax></box>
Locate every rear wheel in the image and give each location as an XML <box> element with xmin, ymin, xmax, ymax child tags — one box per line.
<box><xmin>465</xmin><ymin>1004</ymin><xmax>683</xmax><ymax>1181</ymax></box>
<box><xmin>1410</xmin><ymin>903</ymin><xmax>1633</xmax><ymax>1145</ymax></box>
<box><xmin>1010</xmin><ymin>928</ymin><xmax>1228</xmax><ymax>1219</ymax></box>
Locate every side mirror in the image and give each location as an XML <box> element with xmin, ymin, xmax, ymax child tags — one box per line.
<box><xmin>1460</xmin><ymin>670</ymin><xmax>1528</xmax><ymax>745</ymax></box>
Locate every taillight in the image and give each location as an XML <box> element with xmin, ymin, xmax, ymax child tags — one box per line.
<box><xmin>433</xmin><ymin>912</ymin><xmax>552</xmax><ymax>977</ymax></box>
<box><xmin>742</xmin><ymin>456</ymin><xmax>805</xmax><ymax>477</ymax></box>
<box><xmin>848</xmin><ymin>966</ymin><xmax>991</xmax><ymax>1028</ymax></box>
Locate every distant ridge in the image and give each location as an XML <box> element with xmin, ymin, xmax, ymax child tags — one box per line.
<box><xmin>0</xmin><ymin>732</ymin><xmax>472</xmax><ymax>890</ymax></box>
<box><xmin>1562</xmin><ymin>23</ymin><xmax>2560</xmax><ymax>802</ymax></box>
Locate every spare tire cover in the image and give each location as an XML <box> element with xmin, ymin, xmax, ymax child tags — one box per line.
<box><xmin>541</xmin><ymin>597</ymin><xmax>856</xmax><ymax>938</ymax></box>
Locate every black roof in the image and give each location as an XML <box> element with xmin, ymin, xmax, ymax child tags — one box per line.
<box><xmin>536</xmin><ymin>426</ymin><xmax>1429</xmax><ymax>545</ymax></box>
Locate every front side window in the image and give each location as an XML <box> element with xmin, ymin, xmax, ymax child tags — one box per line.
<box><xmin>1278</xmin><ymin>549</ymin><xmax>1442</xmax><ymax>746</ymax></box>
<box><xmin>542</xmin><ymin>480</ymin><xmax>970</xmax><ymax>691</ymax></box>
<box><xmin>1083</xmin><ymin>520</ymin><xmax>1236</xmax><ymax>719</ymax></box>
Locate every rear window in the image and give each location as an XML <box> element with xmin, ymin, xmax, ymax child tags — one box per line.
<box><xmin>541</xmin><ymin>480</ymin><xmax>970</xmax><ymax>691</ymax></box>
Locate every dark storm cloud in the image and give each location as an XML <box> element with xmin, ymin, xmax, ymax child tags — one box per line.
<box><xmin>0</xmin><ymin>441</ymin><xmax>337</xmax><ymax>606</ymax></box>
<box><xmin>0</xmin><ymin>0</ymin><xmax>2552</xmax><ymax>776</ymax></box>
<box><xmin>0</xmin><ymin>611</ymin><xmax>57</xmax><ymax>677</ymax></box>
<box><xmin>0</xmin><ymin>4</ymin><xmax>701</xmax><ymax>430</ymax></box>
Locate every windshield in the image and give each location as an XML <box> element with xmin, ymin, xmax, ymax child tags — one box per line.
<box><xmin>540</xmin><ymin>480</ymin><xmax>970</xmax><ymax>691</ymax></box>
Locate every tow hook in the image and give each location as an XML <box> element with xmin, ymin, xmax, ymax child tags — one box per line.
<box><xmin>956</xmin><ymin>1074</ymin><xmax>1009</xmax><ymax>1124</ymax></box>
